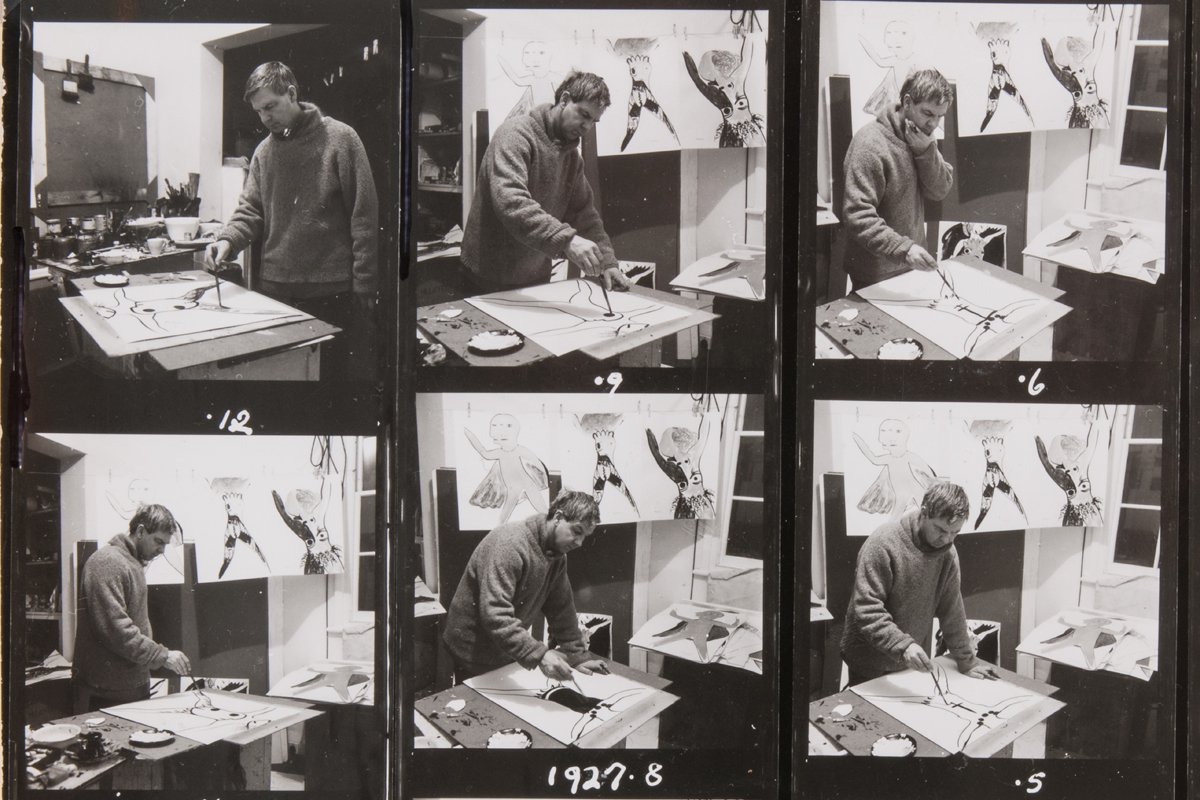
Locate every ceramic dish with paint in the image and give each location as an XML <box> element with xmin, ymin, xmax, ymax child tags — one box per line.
<box><xmin>466</xmin><ymin>329</ymin><xmax>525</xmax><ymax>356</ymax></box>
<box><xmin>93</xmin><ymin>273</ymin><xmax>130</xmax><ymax>287</ymax></box>
<box><xmin>29</xmin><ymin>724</ymin><xmax>81</xmax><ymax>746</ymax></box>
<box><xmin>128</xmin><ymin>729</ymin><xmax>175</xmax><ymax>747</ymax></box>
<box><xmin>870</xmin><ymin>732</ymin><xmax>917</xmax><ymax>757</ymax></box>
<box><xmin>485</xmin><ymin>728</ymin><xmax>533</xmax><ymax>749</ymax></box>
<box><xmin>876</xmin><ymin>337</ymin><xmax>924</xmax><ymax>360</ymax></box>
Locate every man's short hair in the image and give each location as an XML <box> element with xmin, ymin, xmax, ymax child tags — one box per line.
<box><xmin>129</xmin><ymin>504</ymin><xmax>179</xmax><ymax>537</ymax></box>
<box><xmin>244</xmin><ymin>61</ymin><xmax>298</xmax><ymax>103</ymax></box>
<box><xmin>921</xmin><ymin>481</ymin><xmax>970</xmax><ymax>523</ymax></box>
<box><xmin>900</xmin><ymin>68</ymin><xmax>953</xmax><ymax>107</ymax></box>
<box><xmin>554</xmin><ymin>71</ymin><xmax>611</xmax><ymax>108</ymax></box>
<box><xmin>547</xmin><ymin>490</ymin><xmax>601</xmax><ymax>526</ymax></box>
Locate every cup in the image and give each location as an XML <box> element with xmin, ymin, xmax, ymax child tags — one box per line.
<box><xmin>146</xmin><ymin>237</ymin><xmax>167</xmax><ymax>256</ymax></box>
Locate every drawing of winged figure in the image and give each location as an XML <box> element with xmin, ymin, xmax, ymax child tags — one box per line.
<box><xmin>208</xmin><ymin>477</ymin><xmax>270</xmax><ymax>579</ymax></box>
<box><xmin>966</xmin><ymin>420</ymin><xmax>1027</xmax><ymax>529</ymax></box>
<box><xmin>465</xmin><ymin>413</ymin><xmax>550</xmax><ymax>524</ymax></box>
<box><xmin>683</xmin><ymin>36</ymin><xmax>765</xmax><ymax>147</ymax></box>
<box><xmin>271</xmin><ymin>480</ymin><xmax>344</xmax><ymax>575</ymax></box>
<box><xmin>972</xmin><ymin>22</ymin><xmax>1035</xmax><ymax>132</ymax></box>
<box><xmin>853</xmin><ymin>419</ymin><xmax>937</xmax><ymax>516</ymax></box>
<box><xmin>609</xmin><ymin>38</ymin><xmax>679</xmax><ymax>152</ymax></box>
<box><xmin>1041</xmin><ymin>30</ymin><xmax>1109</xmax><ymax>129</ymax></box>
<box><xmin>1035</xmin><ymin>416</ymin><xmax>1104</xmax><ymax>526</ymax></box>
<box><xmin>575</xmin><ymin>413</ymin><xmax>639</xmax><ymax>514</ymax></box>
<box><xmin>645</xmin><ymin>417</ymin><xmax>716</xmax><ymax>519</ymax></box>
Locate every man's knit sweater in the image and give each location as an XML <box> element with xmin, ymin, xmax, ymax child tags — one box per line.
<box><xmin>73</xmin><ymin>535</ymin><xmax>168</xmax><ymax>696</ymax></box>
<box><xmin>220</xmin><ymin>103</ymin><xmax>379</xmax><ymax>298</ymax></box>
<box><xmin>462</xmin><ymin>104</ymin><xmax>618</xmax><ymax>291</ymax></box>
<box><xmin>842</xmin><ymin>106</ymin><xmax>954</xmax><ymax>288</ymax></box>
<box><xmin>840</xmin><ymin>511</ymin><xmax>976</xmax><ymax>681</ymax></box>
<box><xmin>443</xmin><ymin>515</ymin><xmax>587</xmax><ymax>671</ymax></box>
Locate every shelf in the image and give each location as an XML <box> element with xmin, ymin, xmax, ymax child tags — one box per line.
<box><xmin>418</xmin><ymin>184</ymin><xmax>463</xmax><ymax>194</ymax></box>
<box><xmin>26</xmin><ymin>612</ymin><xmax>61</xmax><ymax>620</ymax></box>
<box><xmin>26</xmin><ymin>560</ymin><xmax>60</xmax><ymax>566</ymax></box>
<box><xmin>417</xmin><ymin>130</ymin><xmax>462</xmax><ymax>139</ymax></box>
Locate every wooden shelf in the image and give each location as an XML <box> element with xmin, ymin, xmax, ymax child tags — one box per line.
<box><xmin>418</xmin><ymin>184</ymin><xmax>463</xmax><ymax>194</ymax></box>
<box><xmin>417</xmin><ymin>130</ymin><xmax>461</xmax><ymax>138</ymax></box>
<box><xmin>27</xmin><ymin>560</ymin><xmax>59</xmax><ymax>566</ymax></box>
<box><xmin>26</xmin><ymin>612</ymin><xmax>61</xmax><ymax>620</ymax></box>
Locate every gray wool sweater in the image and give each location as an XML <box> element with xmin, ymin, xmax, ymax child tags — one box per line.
<box><xmin>840</xmin><ymin>511</ymin><xmax>976</xmax><ymax>681</ymax></box>
<box><xmin>842</xmin><ymin>106</ymin><xmax>954</xmax><ymax>288</ymax></box>
<box><xmin>219</xmin><ymin>103</ymin><xmax>380</xmax><ymax>298</ymax></box>
<box><xmin>72</xmin><ymin>535</ymin><xmax>168</xmax><ymax>696</ymax></box>
<box><xmin>462</xmin><ymin>104</ymin><xmax>617</xmax><ymax>291</ymax></box>
<box><xmin>443</xmin><ymin>515</ymin><xmax>587</xmax><ymax>671</ymax></box>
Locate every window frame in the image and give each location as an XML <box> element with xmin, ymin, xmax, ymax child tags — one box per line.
<box><xmin>1104</xmin><ymin>406</ymin><xmax>1162</xmax><ymax>577</ymax></box>
<box><xmin>717</xmin><ymin>395</ymin><xmax>766</xmax><ymax>570</ymax></box>
<box><xmin>1109</xmin><ymin>5</ymin><xmax>1169</xmax><ymax>179</ymax></box>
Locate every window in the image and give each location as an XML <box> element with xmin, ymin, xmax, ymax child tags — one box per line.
<box><xmin>352</xmin><ymin>437</ymin><xmax>378</xmax><ymax>618</ymax></box>
<box><xmin>1115</xmin><ymin>5</ymin><xmax>1169</xmax><ymax>173</ymax></box>
<box><xmin>720</xmin><ymin>395</ymin><xmax>765</xmax><ymax>565</ymax></box>
<box><xmin>1107</xmin><ymin>405</ymin><xmax>1162</xmax><ymax>573</ymax></box>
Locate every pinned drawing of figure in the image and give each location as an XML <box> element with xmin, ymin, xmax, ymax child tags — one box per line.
<box><xmin>683</xmin><ymin>36</ymin><xmax>765</xmax><ymax>147</ymax></box>
<box><xmin>939</xmin><ymin>222</ymin><xmax>1007</xmax><ymax>268</ymax></box>
<box><xmin>465</xmin><ymin>413</ymin><xmax>550</xmax><ymax>524</ymax></box>
<box><xmin>575</xmin><ymin>413</ymin><xmax>639</xmax><ymax>514</ymax></box>
<box><xmin>271</xmin><ymin>480</ymin><xmax>344</xmax><ymax>575</ymax></box>
<box><xmin>1035</xmin><ymin>417</ymin><xmax>1104</xmax><ymax>526</ymax></box>
<box><xmin>608</xmin><ymin>38</ymin><xmax>678</xmax><ymax>152</ymax></box>
<box><xmin>972</xmin><ymin>22</ymin><xmax>1034</xmax><ymax>132</ymax></box>
<box><xmin>967</xmin><ymin>420</ymin><xmax>1027</xmax><ymax>529</ymax></box>
<box><xmin>853</xmin><ymin>419</ymin><xmax>937</xmax><ymax>516</ymax></box>
<box><xmin>106</xmin><ymin>477</ymin><xmax>185</xmax><ymax>579</ymax></box>
<box><xmin>498</xmin><ymin>40</ymin><xmax>562</xmax><ymax>121</ymax></box>
<box><xmin>208</xmin><ymin>477</ymin><xmax>270</xmax><ymax>579</ymax></box>
<box><xmin>1042</xmin><ymin>30</ymin><xmax>1109</xmax><ymax>129</ymax></box>
<box><xmin>645</xmin><ymin>417</ymin><xmax>716</xmax><ymax>519</ymax></box>
<box><xmin>858</xmin><ymin>20</ymin><xmax>918</xmax><ymax>116</ymax></box>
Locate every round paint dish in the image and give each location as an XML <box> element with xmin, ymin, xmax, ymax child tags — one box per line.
<box><xmin>467</xmin><ymin>330</ymin><xmax>525</xmax><ymax>356</ymax></box>
<box><xmin>877</xmin><ymin>338</ymin><xmax>924</xmax><ymax>360</ymax></box>
<box><xmin>93</xmin><ymin>273</ymin><xmax>130</xmax><ymax>287</ymax></box>
<box><xmin>129</xmin><ymin>729</ymin><xmax>175</xmax><ymax>747</ymax></box>
<box><xmin>870</xmin><ymin>733</ymin><xmax>917</xmax><ymax>757</ymax></box>
<box><xmin>486</xmin><ymin>728</ymin><xmax>533</xmax><ymax>749</ymax></box>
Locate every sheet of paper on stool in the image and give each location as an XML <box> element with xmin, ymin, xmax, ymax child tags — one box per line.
<box><xmin>1017</xmin><ymin>607</ymin><xmax>1158</xmax><ymax>680</ymax></box>
<box><xmin>850</xmin><ymin>656</ymin><xmax>1063</xmax><ymax>755</ymax></box>
<box><xmin>269</xmin><ymin>662</ymin><xmax>374</xmax><ymax>705</ymax></box>
<box><xmin>1024</xmin><ymin>212</ymin><xmax>1165</xmax><ymax>283</ymax></box>
<box><xmin>464</xmin><ymin>662</ymin><xmax>657</xmax><ymax>746</ymax></box>
<box><xmin>629</xmin><ymin>603</ymin><xmax>764</xmax><ymax>674</ymax></box>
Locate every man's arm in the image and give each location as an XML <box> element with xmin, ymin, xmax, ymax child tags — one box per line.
<box><xmin>488</xmin><ymin>129</ymin><xmax>578</xmax><ymax>258</ymax></box>
<box><xmin>935</xmin><ymin>552</ymin><xmax>980</xmax><ymax>672</ymax></box>
<box><xmin>476</xmin><ymin>544</ymin><xmax>549</xmax><ymax>668</ymax></box>
<box><xmin>849</xmin><ymin>539</ymin><xmax>916</xmax><ymax>658</ymax></box>
<box><xmin>562</xmin><ymin>160</ymin><xmax>618</xmax><ymax>271</ymax></box>
<box><xmin>218</xmin><ymin>153</ymin><xmax>266</xmax><ymax>255</ymax></box>
<box><xmin>843</xmin><ymin>145</ymin><xmax>916</xmax><ymax>261</ymax></box>
<box><xmin>84</xmin><ymin>567</ymin><xmax>168</xmax><ymax>669</ymax></box>
<box><xmin>541</xmin><ymin>560</ymin><xmax>588</xmax><ymax>663</ymax></box>
<box><xmin>336</xmin><ymin>129</ymin><xmax>380</xmax><ymax>296</ymax></box>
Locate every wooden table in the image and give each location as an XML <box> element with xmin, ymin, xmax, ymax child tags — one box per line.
<box><xmin>815</xmin><ymin>295</ymin><xmax>955</xmax><ymax>360</ymax></box>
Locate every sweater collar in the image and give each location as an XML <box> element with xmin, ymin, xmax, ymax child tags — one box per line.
<box><xmin>902</xmin><ymin>510</ymin><xmax>953</xmax><ymax>555</ymax></box>
<box><xmin>109</xmin><ymin>533</ymin><xmax>145</xmax><ymax>565</ymax></box>
<box><xmin>273</xmin><ymin>102</ymin><xmax>322</xmax><ymax>142</ymax></box>
<box><xmin>527</xmin><ymin>514</ymin><xmax>562</xmax><ymax>558</ymax></box>
<box><xmin>877</xmin><ymin>104</ymin><xmax>909</xmax><ymax>148</ymax></box>
<box><xmin>533</xmin><ymin>104</ymin><xmax>581</xmax><ymax>151</ymax></box>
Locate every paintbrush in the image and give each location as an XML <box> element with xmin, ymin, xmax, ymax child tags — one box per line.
<box><xmin>598</xmin><ymin>280</ymin><xmax>615</xmax><ymax>316</ymax></box>
<box><xmin>187</xmin><ymin>673</ymin><xmax>214</xmax><ymax>707</ymax></box>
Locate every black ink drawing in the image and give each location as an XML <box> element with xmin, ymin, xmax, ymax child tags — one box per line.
<box><xmin>939</xmin><ymin>222</ymin><xmax>1006</xmax><ymax>268</ymax></box>
<box><xmin>209</xmin><ymin>478</ymin><xmax>270</xmax><ymax>579</ymax></box>
<box><xmin>498</xmin><ymin>40</ymin><xmax>561</xmax><ymax>121</ymax></box>
<box><xmin>683</xmin><ymin>36</ymin><xmax>765</xmax><ymax>147</ymax></box>
<box><xmin>470</xmin><ymin>674</ymin><xmax>647</xmax><ymax>745</ymax></box>
<box><xmin>967</xmin><ymin>420</ymin><xmax>1027</xmax><ymax>530</ymax></box>
<box><xmin>464</xmin><ymin>414</ymin><xmax>550</xmax><ymax>523</ymax></box>
<box><xmin>858</xmin><ymin>20</ymin><xmax>917</xmax><ymax>116</ymax></box>
<box><xmin>575</xmin><ymin>414</ymin><xmax>639</xmax><ymax>513</ymax></box>
<box><xmin>651</xmin><ymin>608</ymin><xmax>734</xmax><ymax>661</ymax></box>
<box><xmin>645</xmin><ymin>418</ymin><xmax>716</xmax><ymax>519</ymax></box>
<box><xmin>290</xmin><ymin>664</ymin><xmax>372</xmax><ymax>703</ymax></box>
<box><xmin>1035</xmin><ymin>419</ymin><xmax>1103</xmax><ymax>526</ymax></box>
<box><xmin>88</xmin><ymin>281</ymin><xmax>290</xmax><ymax>339</ymax></box>
<box><xmin>853</xmin><ymin>419</ymin><xmax>937</xmax><ymax>516</ymax></box>
<box><xmin>1040</xmin><ymin>616</ymin><xmax>1123</xmax><ymax>669</ymax></box>
<box><xmin>972</xmin><ymin>23</ymin><xmax>1035</xmax><ymax>132</ymax></box>
<box><xmin>271</xmin><ymin>482</ymin><xmax>344</xmax><ymax>575</ymax></box>
<box><xmin>110</xmin><ymin>688</ymin><xmax>277</xmax><ymax>744</ymax></box>
<box><xmin>608</xmin><ymin>38</ymin><xmax>678</xmax><ymax>152</ymax></box>
<box><xmin>1045</xmin><ymin>216</ymin><xmax>1130</xmax><ymax>271</ymax></box>
<box><xmin>1042</xmin><ymin>30</ymin><xmax>1109</xmax><ymax>129</ymax></box>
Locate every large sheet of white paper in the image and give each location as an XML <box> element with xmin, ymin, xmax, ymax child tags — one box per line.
<box><xmin>104</xmin><ymin>691</ymin><xmax>306</xmax><ymax>746</ymax></box>
<box><xmin>856</xmin><ymin>257</ymin><xmax>1069</xmax><ymax>360</ymax></box>
<box><xmin>629</xmin><ymin>603</ymin><xmax>763</xmax><ymax>674</ymax></box>
<box><xmin>1024</xmin><ymin>212</ymin><xmax>1165</xmax><ymax>284</ymax></box>
<box><xmin>1017</xmin><ymin>608</ymin><xmax>1158</xmax><ymax>680</ymax></box>
<box><xmin>465</xmin><ymin>662</ymin><xmax>658</xmax><ymax>746</ymax></box>
<box><xmin>269</xmin><ymin>661</ymin><xmax>374</xmax><ymax>705</ymax></box>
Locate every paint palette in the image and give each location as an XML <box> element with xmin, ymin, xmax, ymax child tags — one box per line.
<box><xmin>128</xmin><ymin>728</ymin><xmax>175</xmax><ymax>747</ymax></box>
<box><xmin>466</xmin><ymin>329</ymin><xmax>525</xmax><ymax>356</ymax></box>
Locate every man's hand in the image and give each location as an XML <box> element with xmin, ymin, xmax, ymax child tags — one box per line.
<box><xmin>600</xmin><ymin>266</ymin><xmax>632</xmax><ymax>292</ymax></box>
<box><xmin>902</xmin><ymin>642</ymin><xmax>933</xmax><ymax>673</ymax></box>
<box><xmin>961</xmin><ymin>662</ymin><xmax>1000</xmax><ymax>680</ymax></box>
<box><xmin>164</xmin><ymin>650</ymin><xmax>193</xmax><ymax>675</ymax></box>
<box><xmin>903</xmin><ymin>119</ymin><xmax>937</xmax><ymax>154</ymax></box>
<box><xmin>566</xmin><ymin>235</ymin><xmax>604</xmax><ymax>276</ymax></box>
<box><xmin>904</xmin><ymin>244</ymin><xmax>938</xmax><ymax>271</ymax></box>
<box><xmin>205</xmin><ymin>240</ymin><xmax>232</xmax><ymax>271</ymax></box>
<box><xmin>538</xmin><ymin>650</ymin><xmax>573</xmax><ymax>681</ymax></box>
<box><xmin>573</xmin><ymin>658</ymin><xmax>610</xmax><ymax>676</ymax></box>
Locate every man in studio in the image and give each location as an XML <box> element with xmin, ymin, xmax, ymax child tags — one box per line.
<box><xmin>206</xmin><ymin>61</ymin><xmax>380</xmax><ymax>378</ymax></box>
<box><xmin>461</xmin><ymin>70</ymin><xmax>632</xmax><ymax>295</ymax></box>
<box><xmin>842</xmin><ymin>68</ymin><xmax>955</xmax><ymax>290</ymax></box>
<box><xmin>443</xmin><ymin>491</ymin><xmax>608</xmax><ymax>683</ymax></box>
<box><xmin>73</xmin><ymin>504</ymin><xmax>194</xmax><ymax>712</ymax></box>
<box><xmin>841</xmin><ymin>481</ymin><xmax>999</xmax><ymax>685</ymax></box>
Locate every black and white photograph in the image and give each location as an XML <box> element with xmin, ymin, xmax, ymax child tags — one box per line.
<box><xmin>412</xmin><ymin>7</ymin><xmax>771</xmax><ymax>370</ymax></box>
<box><xmin>15</xmin><ymin>433</ymin><xmax>384</xmax><ymax>793</ymax></box>
<box><xmin>812</xmin><ymin>2</ymin><xmax>1171</xmax><ymax>362</ymax></box>
<box><xmin>22</xmin><ymin>21</ymin><xmax>392</xmax><ymax>382</ymax></box>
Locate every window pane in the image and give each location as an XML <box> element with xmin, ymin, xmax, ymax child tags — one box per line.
<box><xmin>1121</xmin><ymin>444</ymin><xmax>1162</xmax><ymax>506</ymax></box>
<box><xmin>725</xmin><ymin>499</ymin><xmax>763</xmax><ymax>560</ymax></box>
<box><xmin>1128</xmin><ymin>46</ymin><xmax>1168</xmax><ymax>107</ymax></box>
<box><xmin>1137</xmin><ymin>4</ymin><xmax>1169</xmax><ymax>40</ymax></box>
<box><xmin>1120</xmin><ymin>109</ymin><xmax>1167</xmax><ymax>169</ymax></box>
<box><xmin>742</xmin><ymin>394</ymin><xmax>764</xmax><ymax>430</ymax></box>
<box><xmin>1131</xmin><ymin>405</ymin><xmax>1163</xmax><ymax>439</ymax></box>
<box><xmin>359</xmin><ymin>493</ymin><xmax>377</xmax><ymax>552</ymax></box>
<box><xmin>734</xmin><ymin>437</ymin><xmax>764</xmax><ymax>496</ymax></box>
<box><xmin>1113</xmin><ymin>507</ymin><xmax>1159</xmax><ymax>568</ymax></box>
<box><xmin>357</xmin><ymin>555</ymin><xmax>377</xmax><ymax>611</ymax></box>
<box><xmin>361</xmin><ymin>438</ymin><xmax>377</xmax><ymax>489</ymax></box>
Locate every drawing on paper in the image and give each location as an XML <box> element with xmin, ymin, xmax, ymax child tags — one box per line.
<box><xmin>105</xmin><ymin>477</ymin><xmax>185</xmax><ymax>581</ymax></box>
<box><xmin>183</xmin><ymin>678</ymin><xmax>249</xmax><ymax>694</ymax></box>
<box><xmin>609</xmin><ymin>38</ymin><xmax>679</xmax><ymax>152</ymax></box>
<box><xmin>1025</xmin><ymin>212</ymin><xmax>1164</xmax><ymax>280</ymax></box>
<box><xmin>683</xmin><ymin>37</ymin><xmax>765</xmax><ymax>147</ymax></box>
<box><xmin>465</xmin><ymin>662</ymin><xmax>657</xmax><ymax>746</ymax></box>
<box><xmin>857</xmin><ymin>20</ymin><xmax>917</xmax><ymax>116</ymax></box>
<box><xmin>1034</xmin><ymin>418</ymin><xmax>1103</xmax><ymax>526</ymax></box>
<box><xmin>629</xmin><ymin>604</ymin><xmax>763</xmax><ymax>673</ymax></box>
<box><xmin>80</xmin><ymin>281</ymin><xmax>303</xmax><ymax>344</ymax></box>
<box><xmin>271</xmin><ymin>483</ymin><xmax>343</xmax><ymax>575</ymax></box>
<box><xmin>972</xmin><ymin>23</ymin><xmax>1035</xmax><ymax>132</ymax></box>
<box><xmin>1017</xmin><ymin>608</ymin><xmax>1157</xmax><ymax>680</ymax></box>
<box><xmin>499</xmin><ymin>40</ymin><xmax>563</xmax><ymax>121</ymax></box>
<box><xmin>464</xmin><ymin>414</ymin><xmax>550</xmax><ymax>524</ymax></box>
<box><xmin>645</xmin><ymin>417</ymin><xmax>715</xmax><ymax>519</ymax></box>
<box><xmin>208</xmin><ymin>478</ymin><xmax>270</xmax><ymax>579</ymax></box>
<box><xmin>853</xmin><ymin>419</ymin><xmax>937</xmax><ymax>516</ymax></box>
<box><xmin>1041</xmin><ymin>30</ymin><xmax>1109</xmax><ymax>129</ymax></box>
<box><xmin>466</xmin><ymin>279</ymin><xmax>694</xmax><ymax>357</ymax></box>
<box><xmin>967</xmin><ymin>420</ymin><xmax>1027</xmax><ymax>530</ymax></box>
<box><xmin>104</xmin><ymin>690</ymin><xmax>291</xmax><ymax>746</ymax></box>
<box><xmin>575</xmin><ymin>414</ymin><xmax>639</xmax><ymax>514</ymax></box>
<box><xmin>938</xmin><ymin>222</ymin><xmax>1006</xmax><ymax>268</ymax></box>
<box><xmin>289</xmin><ymin>664</ymin><xmax>372</xmax><ymax>704</ymax></box>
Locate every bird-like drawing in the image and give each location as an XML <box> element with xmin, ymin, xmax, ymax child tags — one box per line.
<box><xmin>973</xmin><ymin>23</ymin><xmax>1034</xmax><ymax>132</ymax></box>
<box><xmin>1045</xmin><ymin>217</ymin><xmax>1129</xmax><ymax>272</ymax></box>
<box><xmin>854</xmin><ymin>420</ymin><xmax>937</xmax><ymax>516</ymax></box>
<box><xmin>1042</xmin><ymin>31</ymin><xmax>1109</xmax><ymax>129</ymax></box>
<box><xmin>652</xmin><ymin>608</ymin><xmax>735</xmax><ymax>661</ymax></box>
<box><xmin>209</xmin><ymin>478</ymin><xmax>270</xmax><ymax>579</ymax></box>
<box><xmin>645</xmin><ymin>418</ymin><xmax>716</xmax><ymax>520</ymax></box>
<box><xmin>967</xmin><ymin>421</ymin><xmax>1027</xmax><ymax>529</ymax></box>
<box><xmin>683</xmin><ymin>36</ymin><xmax>765</xmax><ymax>147</ymax></box>
<box><xmin>575</xmin><ymin>414</ymin><xmax>639</xmax><ymax>514</ymax></box>
<box><xmin>465</xmin><ymin>414</ymin><xmax>550</xmax><ymax>524</ymax></box>
<box><xmin>1040</xmin><ymin>616</ymin><xmax>1124</xmax><ymax>669</ymax></box>
<box><xmin>271</xmin><ymin>481</ymin><xmax>344</xmax><ymax>575</ymax></box>
<box><xmin>290</xmin><ymin>664</ymin><xmax>372</xmax><ymax>703</ymax></box>
<box><xmin>1035</xmin><ymin>419</ymin><xmax>1103</xmax><ymax>526</ymax></box>
<box><xmin>696</xmin><ymin>252</ymin><xmax>766</xmax><ymax>298</ymax></box>
<box><xmin>609</xmin><ymin>38</ymin><xmax>679</xmax><ymax>152</ymax></box>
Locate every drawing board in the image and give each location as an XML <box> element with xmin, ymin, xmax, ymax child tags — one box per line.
<box><xmin>1024</xmin><ymin>211</ymin><xmax>1165</xmax><ymax>284</ymax></box>
<box><xmin>856</xmin><ymin>256</ymin><xmax>1070</xmax><ymax>360</ymax></box>
<box><xmin>629</xmin><ymin>602</ymin><xmax>763</xmax><ymax>673</ymax></box>
<box><xmin>453</xmin><ymin>410</ymin><xmax>555</xmax><ymax>531</ymax></box>
<box><xmin>104</xmin><ymin>690</ymin><xmax>315</xmax><ymax>746</ymax></box>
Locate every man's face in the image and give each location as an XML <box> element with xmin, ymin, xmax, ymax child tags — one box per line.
<box><xmin>248</xmin><ymin>86</ymin><xmax>302</xmax><ymax>135</ymax></box>
<box><xmin>917</xmin><ymin>512</ymin><xmax>964</xmax><ymax>550</ymax></box>
<box><xmin>902</xmin><ymin>97</ymin><xmax>951</xmax><ymax>136</ymax></box>
<box><xmin>556</xmin><ymin>97</ymin><xmax>606</xmax><ymax>141</ymax></box>
<box><xmin>547</xmin><ymin>514</ymin><xmax>596</xmax><ymax>555</ymax></box>
<box><xmin>133</xmin><ymin>525</ymin><xmax>173</xmax><ymax>563</ymax></box>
